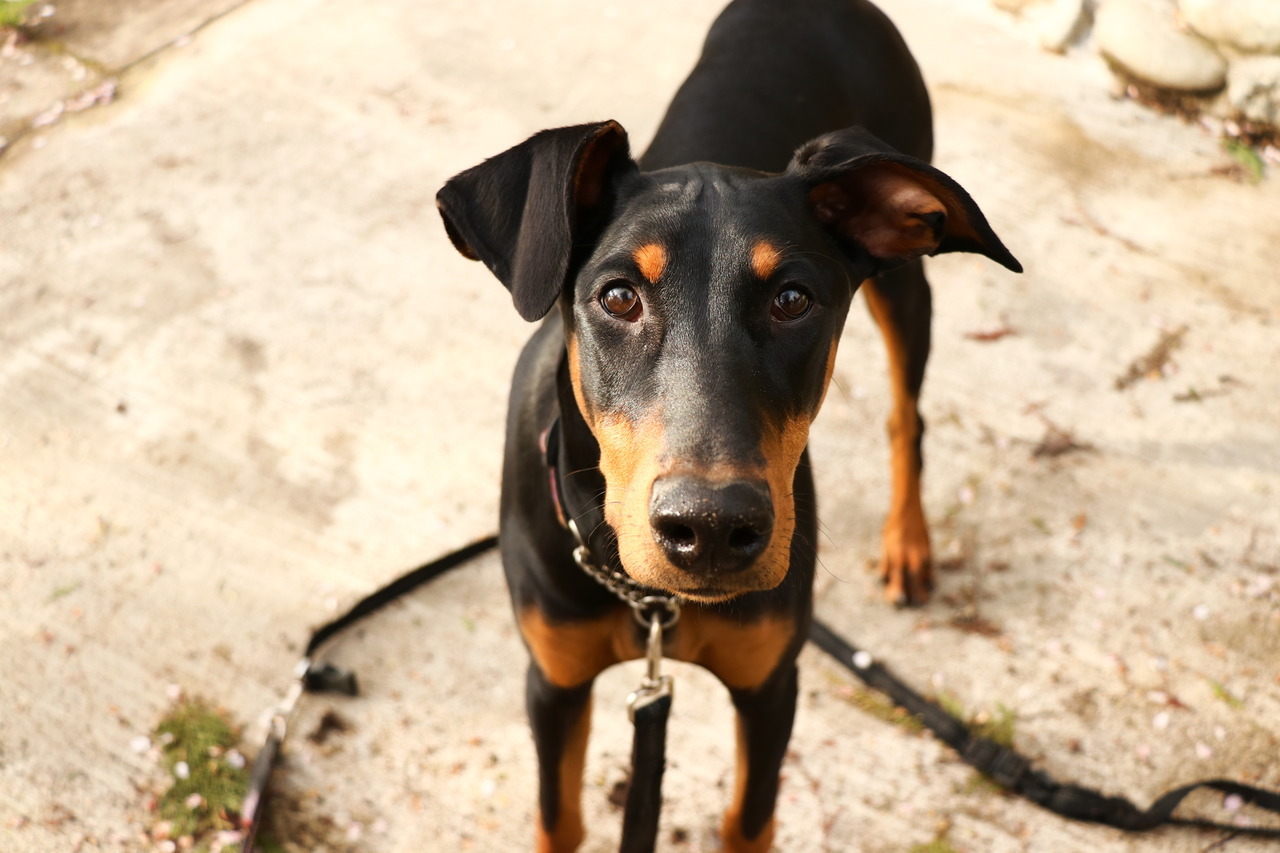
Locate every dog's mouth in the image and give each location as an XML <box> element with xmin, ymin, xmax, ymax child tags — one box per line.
<box><xmin>663</xmin><ymin>582</ymin><xmax>759</xmax><ymax>604</ymax></box>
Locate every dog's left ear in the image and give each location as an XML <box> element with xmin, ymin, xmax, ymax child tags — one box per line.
<box><xmin>788</xmin><ymin>127</ymin><xmax>1022</xmax><ymax>273</ymax></box>
<box><xmin>437</xmin><ymin>120</ymin><xmax>635</xmax><ymax>321</ymax></box>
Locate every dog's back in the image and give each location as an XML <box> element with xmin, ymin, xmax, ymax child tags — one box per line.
<box><xmin>642</xmin><ymin>0</ymin><xmax>933</xmax><ymax>173</ymax></box>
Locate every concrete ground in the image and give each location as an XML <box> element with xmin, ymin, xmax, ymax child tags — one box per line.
<box><xmin>2</xmin><ymin>0</ymin><xmax>1278</xmax><ymax>851</ymax></box>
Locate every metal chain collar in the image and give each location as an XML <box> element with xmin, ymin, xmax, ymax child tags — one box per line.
<box><xmin>565</xmin><ymin>518</ymin><xmax>680</xmax><ymax>721</ymax></box>
<box><xmin>567</xmin><ymin>518</ymin><xmax>681</xmax><ymax>629</ymax></box>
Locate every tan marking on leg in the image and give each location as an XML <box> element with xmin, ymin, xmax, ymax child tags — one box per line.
<box><xmin>720</xmin><ymin>718</ymin><xmax>776</xmax><ymax>853</ymax></box>
<box><xmin>518</xmin><ymin>606</ymin><xmax>642</xmax><ymax>689</ymax></box>
<box><xmin>863</xmin><ymin>280</ymin><xmax>932</xmax><ymax>604</ymax></box>
<box><xmin>632</xmin><ymin>243</ymin><xmax>668</xmax><ymax>284</ymax></box>
<box><xmin>535</xmin><ymin>695</ymin><xmax>592</xmax><ymax>853</ymax></box>
<box><xmin>750</xmin><ymin>240</ymin><xmax>783</xmax><ymax>280</ymax></box>
<box><xmin>667</xmin><ymin>609</ymin><xmax>795</xmax><ymax>690</ymax></box>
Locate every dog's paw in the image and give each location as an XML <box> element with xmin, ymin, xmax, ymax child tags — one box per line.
<box><xmin>878</xmin><ymin>516</ymin><xmax>933</xmax><ymax>607</ymax></box>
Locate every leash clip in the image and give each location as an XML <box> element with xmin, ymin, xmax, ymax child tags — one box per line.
<box><xmin>627</xmin><ymin>610</ymin><xmax>674</xmax><ymax>722</ymax></box>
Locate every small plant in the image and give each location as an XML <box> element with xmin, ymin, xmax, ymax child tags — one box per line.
<box><xmin>938</xmin><ymin>694</ymin><xmax>1017</xmax><ymax>748</ymax></box>
<box><xmin>0</xmin><ymin>0</ymin><xmax>37</xmax><ymax>28</ymax></box>
<box><xmin>153</xmin><ymin>699</ymin><xmax>248</xmax><ymax>845</ymax></box>
<box><xmin>974</xmin><ymin>702</ymin><xmax>1017</xmax><ymax>748</ymax></box>
<box><xmin>1209</xmin><ymin>679</ymin><xmax>1244</xmax><ymax>710</ymax></box>
<box><xmin>909</xmin><ymin>836</ymin><xmax>961</xmax><ymax>853</ymax></box>
<box><xmin>833</xmin><ymin>679</ymin><xmax>925</xmax><ymax>734</ymax></box>
<box><xmin>1223</xmin><ymin>138</ymin><xmax>1265</xmax><ymax>183</ymax></box>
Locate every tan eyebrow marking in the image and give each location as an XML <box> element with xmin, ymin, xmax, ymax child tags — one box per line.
<box><xmin>750</xmin><ymin>240</ymin><xmax>783</xmax><ymax>279</ymax></box>
<box><xmin>633</xmin><ymin>243</ymin><xmax>668</xmax><ymax>284</ymax></box>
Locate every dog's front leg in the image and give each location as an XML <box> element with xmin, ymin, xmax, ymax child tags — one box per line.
<box><xmin>527</xmin><ymin>665</ymin><xmax>593</xmax><ymax>853</ymax></box>
<box><xmin>721</xmin><ymin>663</ymin><xmax>798</xmax><ymax>852</ymax></box>
<box><xmin>863</xmin><ymin>258</ymin><xmax>935</xmax><ymax>607</ymax></box>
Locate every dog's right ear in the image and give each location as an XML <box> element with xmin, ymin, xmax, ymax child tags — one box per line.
<box><xmin>436</xmin><ymin>121</ymin><xmax>634</xmax><ymax>322</ymax></box>
<box><xmin>788</xmin><ymin>127</ymin><xmax>1022</xmax><ymax>274</ymax></box>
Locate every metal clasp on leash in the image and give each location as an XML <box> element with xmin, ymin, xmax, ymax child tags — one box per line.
<box><xmin>565</xmin><ymin>518</ymin><xmax>681</xmax><ymax>722</ymax></box>
<box><xmin>627</xmin><ymin>604</ymin><xmax>676</xmax><ymax>722</ymax></box>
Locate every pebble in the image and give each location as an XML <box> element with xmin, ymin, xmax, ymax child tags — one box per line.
<box><xmin>1227</xmin><ymin>56</ymin><xmax>1280</xmax><ymax>126</ymax></box>
<box><xmin>1096</xmin><ymin>0</ymin><xmax>1227</xmax><ymax>92</ymax></box>
<box><xmin>1031</xmin><ymin>0</ymin><xmax>1088</xmax><ymax>52</ymax></box>
<box><xmin>1180</xmin><ymin>0</ymin><xmax>1280</xmax><ymax>54</ymax></box>
<box><xmin>210</xmin><ymin>831</ymin><xmax>243</xmax><ymax>852</ymax></box>
<box><xmin>992</xmin><ymin>0</ymin><xmax>1048</xmax><ymax>12</ymax></box>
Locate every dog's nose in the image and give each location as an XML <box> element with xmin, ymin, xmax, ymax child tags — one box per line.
<box><xmin>649</xmin><ymin>477</ymin><xmax>774</xmax><ymax>574</ymax></box>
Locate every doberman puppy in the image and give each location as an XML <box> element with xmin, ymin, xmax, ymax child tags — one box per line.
<box><xmin>437</xmin><ymin>0</ymin><xmax>1020</xmax><ymax>848</ymax></box>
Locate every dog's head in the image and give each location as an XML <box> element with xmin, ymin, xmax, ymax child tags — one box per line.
<box><xmin>438</xmin><ymin>121</ymin><xmax>1019</xmax><ymax>602</ymax></box>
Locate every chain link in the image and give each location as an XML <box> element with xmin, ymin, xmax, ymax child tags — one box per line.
<box><xmin>567</xmin><ymin>519</ymin><xmax>681</xmax><ymax>628</ymax></box>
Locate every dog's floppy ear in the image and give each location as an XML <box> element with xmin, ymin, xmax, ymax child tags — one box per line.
<box><xmin>788</xmin><ymin>127</ymin><xmax>1021</xmax><ymax>273</ymax></box>
<box><xmin>436</xmin><ymin>120</ymin><xmax>634</xmax><ymax>321</ymax></box>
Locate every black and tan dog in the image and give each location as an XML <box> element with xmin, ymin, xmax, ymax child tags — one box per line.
<box><xmin>437</xmin><ymin>0</ymin><xmax>1020</xmax><ymax>848</ymax></box>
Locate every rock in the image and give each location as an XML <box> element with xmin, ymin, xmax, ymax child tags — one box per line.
<box><xmin>993</xmin><ymin>0</ymin><xmax>1048</xmax><ymax>13</ymax></box>
<box><xmin>1227</xmin><ymin>55</ymin><xmax>1280</xmax><ymax>125</ymax></box>
<box><xmin>1179</xmin><ymin>0</ymin><xmax>1280</xmax><ymax>55</ymax></box>
<box><xmin>1096</xmin><ymin>0</ymin><xmax>1227</xmax><ymax>92</ymax></box>
<box><xmin>1027</xmin><ymin>0</ymin><xmax>1089</xmax><ymax>53</ymax></box>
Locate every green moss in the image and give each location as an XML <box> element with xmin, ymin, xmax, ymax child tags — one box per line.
<box><xmin>909</xmin><ymin>837</ymin><xmax>961</xmax><ymax>853</ymax></box>
<box><xmin>154</xmin><ymin>699</ymin><xmax>248</xmax><ymax>841</ymax></box>
<box><xmin>937</xmin><ymin>693</ymin><xmax>1017</xmax><ymax>748</ymax></box>
<box><xmin>1209</xmin><ymin>680</ymin><xmax>1244</xmax><ymax>710</ymax></box>
<box><xmin>834</xmin><ymin>680</ymin><xmax>925</xmax><ymax>734</ymax></box>
<box><xmin>0</xmin><ymin>0</ymin><xmax>37</xmax><ymax>28</ymax></box>
<box><xmin>1223</xmin><ymin>139</ymin><xmax>1265</xmax><ymax>183</ymax></box>
<box><xmin>974</xmin><ymin>703</ymin><xmax>1017</xmax><ymax>748</ymax></box>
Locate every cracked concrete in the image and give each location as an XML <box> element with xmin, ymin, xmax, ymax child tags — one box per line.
<box><xmin>1</xmin><ymin>0</ymin><xmax>1278</xmax><ymax>851</ymax></box>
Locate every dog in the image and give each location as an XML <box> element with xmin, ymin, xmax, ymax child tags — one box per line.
<box><xmin>436</xmin><ymin>0</ymin><xmax>1020</xmax><ymax>848</ymax></box>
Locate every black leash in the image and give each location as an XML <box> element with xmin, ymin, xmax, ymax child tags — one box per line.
<box><xmin>239</xmin><ymin>535</ymin><xmax>497</xmax><ymax>852</ymax></box>
<box><xmin>809</xmin><ymin>618</ymin><xmax>1280</xmax><ymax>839</ymax></box>
<box><xmin>241</xmin><ymin>538</ymin><xmax>1280</xmax><ymax>851</ymax></box>
<box><xmin>620</xmin><ymin>693</ymin><xmax>672</xmax><ymax>853</ymax></box>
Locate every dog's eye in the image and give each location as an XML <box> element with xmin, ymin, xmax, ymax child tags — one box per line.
<box><xmin>600</xmin><ymin>283</ymin><xmax>642</xmax><ymax>322</ymax></box>
<box><xmin>771</xmin><ymin>287</ymin><xmax>812</xmax><ymax>322</ymax></box>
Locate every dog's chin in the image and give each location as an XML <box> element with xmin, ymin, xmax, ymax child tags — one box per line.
<box><xmin>619</xmin><ymin>553</ymin><xmax>789</xmax><ymax>604</ymax></box>
<box><xmin>672</xmin><ymin>586</ymin><xmax>748</xmax><ymax>604</ymax></box>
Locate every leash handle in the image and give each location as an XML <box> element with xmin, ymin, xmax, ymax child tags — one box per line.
<box><xmin>627</xmin><ymin>611</ymin><xmax>674</xmax><ymax>722</ymax></box>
